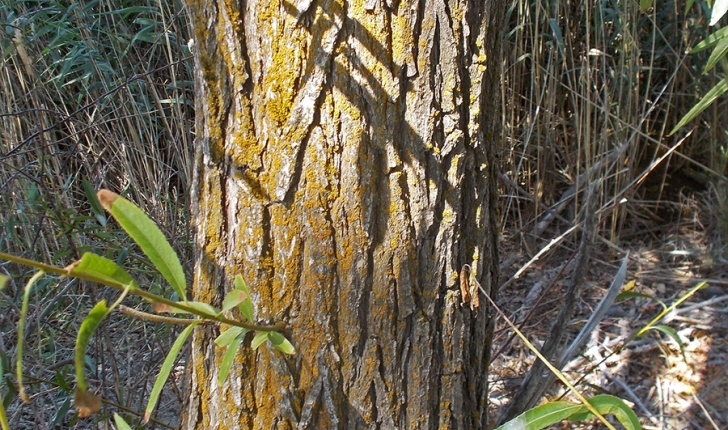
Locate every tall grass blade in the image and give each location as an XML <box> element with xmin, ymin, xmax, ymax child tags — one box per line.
<box><xmin>670</xmin><ymin>78</ymin><xmax>728</xmax><ymax>135</ymax></box>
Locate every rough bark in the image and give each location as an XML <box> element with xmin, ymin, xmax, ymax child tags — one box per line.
<box><xmin>183</xmin><ymin>0</ymin><xmax>504</xmax><ymax>428</ymax></box>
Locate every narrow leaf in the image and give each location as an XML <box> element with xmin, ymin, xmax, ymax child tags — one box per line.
<box><xmin>0</xmin><ymin>384</ymin><xmax>7</xmax><ymax>430</ymax></box>
<box><xmin>0</xmin><ymin>274</ymin><xmax>8</xmax><ymax>290</ymax></box>
<box><xmin>82</xmin><ymin>179</ymin><xmax>105</xmax><ymax>225</ymax></box>
<box><xmin>685</xmin><ymin>0</ymin><xmax>694</xmax><ymax>15</ymax></box>
<box><xmin>215</xmin><ymin>326</ymin><xmax>247</xmax><ymax>347</ymax></box>
<box><xmin>251</xmin><ymin>332</ymin><xmax>268</xmax><ymax>350</ymax></box>
<box><xmin>703</xmin><ymin>35</ymin><xmax>728</xmax><ymax>74</ymax></box>
<box><xmin>74</xmin><ymin>301</ymin><xmax>110</xmax><ymax>417</ymax></box>
<box><xmin>567</xmin><ymin>395</ymin><xmax>641</xmax><ymax>430</ymax></box>
<box><xmin>144</xmin><ymin>321</ymin><xmax>199</xmax><ymax>423</ymax></box>
<box><xmin>548</xmin><ymin>18</ymin><xmax>565</xmax><ymax>55</ymax></box>
<box><xmin>234</xmin><ymin>275</ymin><xmax>255</xmax><ymax>322</ymax></box>
<box><xmin>97</xmin><ymin>190</ymin><xmax>187</xmax><ymax>301</ymax></box>
<box><xmin>113</xmin><ymin>413</ymin><xmax>133</xmax><ymax>430</ymax></box>
<box><xmin>650</xmin><ymin>324</ymin><xmax>688</xmax><ymax>362</ymax></box>
<box><xmin>218</xmin><ymin>332</ymin><xmax>245</xmax><ymax>387</ymax></box>
<box><xmin>51</xmin><ymin>396</ymin><xmax>71</xmax><ymax>427</ymax></box>
<box><xmin>66</xmin><ymin>252</ymin><xmax>138</xmax><ymax>290</ymax></box>
<box><xmin>616</xmin><ymin>291</ymin><xmax>666</xmax><ymax>310</ymax></box>
<box><xmin>268</xmin><ymin>331</ymin><xmax>296</xmax><ymax>355</ymax></box>
<box><xmin>221</xmin><ymin>289</ymin><xmax>247</xmax><ymax>313</ymax></box>
<box><xmin>670</xmin><ymin>77</ymin><xmax>728</xmax><ymax>135</ymax></box>
<box><xmin>495</xmin><ymin>401</ymin><xmax>582</xmax><ymax>430</ymax></box>
<box><xmin>690</xmin><ymin>26</ymin><xmax>728</xmax><ymax>54</ymax></box>
<box><xmin>18</xmin><ymin>271</ymin><xmax>45</xmax><ymax>402</ymax></box>
<box><xmin>75</xmin><ymin>301</ymin><xmax>110</xmax><ymax>392</ymax></box>
<box><xmin>633</xmin><ymin>282</ymin><xmax>707</xmax><ymax>340</ymax></box>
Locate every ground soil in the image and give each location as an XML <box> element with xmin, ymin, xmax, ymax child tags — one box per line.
<box><xmin>489</xmin><ymin>186</ymin><xmax>728</xmax><ymax>429</ymax></box>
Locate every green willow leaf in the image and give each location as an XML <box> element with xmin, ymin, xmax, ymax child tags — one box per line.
<box><xmin>67</xmin><ymin>252</ymin><xmax>138</xmax><ymax>290</ymax></box>
<box><xmin>690</xmin><ymin>26</ymin><xmax>728</xmax><ymax>54</ymax></box>
<box><xmin>234</xmin><ymin>275</ymin><xmax>255</xmax><ymax>322</ymax></box>
<box><xmin>75</xmin><ymin>301</ymin><xmax>110</xmax><ymax>393</ymax></box>
<box><xmin>268</xmin><ymin>331</ymin><xmax>296</xmax><ymax>355</ymax></box>
<box><xmin>82</xmin><ymin>178</ymin><xmax>105</xmax><ymax>225</ymax></box>
<box><xmin>18</xmin><ymin>271</ymin><xmax>45</xmax><ymax>402</ymax></box>
<box><xmin>218</xmin><ymin>332</ymin><xmax>245</xmax><ymax>387</ymax></box>
<box><xmin>251</xmin><ymin>332</ymin><xmax>268</xmax><ymax>350</ymax></box>
<box><xmin>183</xmin><ymin>301</ymin><xmax>220</xmax><ymax>316</ymax></box>
<box><xmin>74</xmin><ymin>300</ymin><xmax>110</xmax><ymax>418</ymax></box>
<box><xmin>496</xmin><ymin>395</ymin><xmax>640</xmax><ymax>430</ymax></box>
<box><xmin>215</xmin><ymin>326</ymin><xmax>247</xmax><ymax>347</ymax></box>
<box><xmin>144</xmin><ymin>321</ymin><xmax>199</xmax><ymax>423</ymax></box>
<box><xmin>616</xmin><ymin>291</ymin><xmax>666</xmax><ymax>310</ymax></box>
<box><xmin>97</xmin><ymin>189</ymin><xmax>187</xmax><ymax>301</ymax></box>
<box><xmin>221</xmin><ymin>289</ymin><xmax>247</xmax><ymax>314</ymax></box>
<box><xmin>703</xmin><ymin>35</ymin><xmax>728</xmax><ymax>74</ymax></box>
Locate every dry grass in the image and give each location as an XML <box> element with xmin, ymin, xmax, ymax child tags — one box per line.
<box><xmin>494</xmin><ymin>0</ymin><xmax>728</xmax><ymax>427</ymax></box>
<box><xmin>0</xmin><ymin>0</ymin><xmax>193</xmax><ymax>427</ymax></box>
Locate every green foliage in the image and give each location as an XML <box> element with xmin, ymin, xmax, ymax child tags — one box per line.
<box><xmin>114</xmin><ymin>413</ymin><xmax>133</xmax><ymax>430</ymax></box>
<box><xmin>74</xmin><ymin>301</ymin><xmax>109</xmax><ymax>417</ymax></box>
<box><xmin>67</xmin><ymin>253</ymin><xmax>139</xmax><ymax>291</ymax></box>
<box><xmin>16</xmin><ymin>270</ymin><xmax>45</xmax><ymax>403</ymax></box>
<box><xmin>671</xmin><ymin>0</ymin><xmax>728</xmax><ymax>135</ymax></box>
<box><xmin>1</xmin><ymin>0</ymin><xmax>195</xmax><ymax>425</ymax></box>
<box><xmin>496</xmin><ymin>395</ymin><xmax>640</xmax><ymax>430</ymax></box>
<box><xmin>0</xmin><ymin>357</ymin><xmax>9</xmax><ymax>430</ymax></box>
<box><xmin>217</xmin><ymin>329</ymin><xmax>246</xmax><ymax>387</ymax></box>
<box><xmin>0</xmin><ymin>190</ymin><xmax>294</xmax><ymax>423</ymax></box>
<box><xmin>98</xmin><ymin>190</ymin><xmax>187</xmax><ymax>301</ymax></box>
<box><xmin>145</xmin><ymin>321</ymin><xmax>199</xmax><ymax>423</ymax></box>
<box><xmin>234</xmin><ymin>275</ymin><xmax>255</xmax><ymax>322</ymax></box>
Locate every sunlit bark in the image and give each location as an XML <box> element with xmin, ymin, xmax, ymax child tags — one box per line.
<box><xmin>183</xmin><ymin>0</ymin><xmax>504</xmax><ymax>427</ymax></box>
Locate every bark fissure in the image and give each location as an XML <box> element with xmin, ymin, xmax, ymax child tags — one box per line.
<box><xmin>185</xmin><ymin>0</ymin><xmax>504</xmax><ymax>427</ymax></box>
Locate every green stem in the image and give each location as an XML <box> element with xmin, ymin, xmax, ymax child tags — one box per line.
<box><xmin>18</xmin><ymin>270</ymin><xmax>45</xmax><ymax>403</ymax></box>
<box><xmin>119</xmin><ymin>305</ymin><xmax>209</xmax><ymax>325</ymax></box>
<box><xmin>0</xmin><ymin>251</ymin><xmax>286</xmax><ymax>332</ymax></box>
<box><xmin>0</xmin><ymin>399</ymin><xmax>8</xmax><ymax>430</ymax></box>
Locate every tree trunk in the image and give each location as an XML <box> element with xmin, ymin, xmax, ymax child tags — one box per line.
<box><xmin>183</xmin><ymin>0</ymin><xmax>504</xmax><ymax>427</ymax></box>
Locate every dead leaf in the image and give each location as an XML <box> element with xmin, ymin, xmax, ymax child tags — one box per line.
<box><xmin>75</xmin><ymin>388</ymin><xmax>101</xmax><ymax>418</ymax></box>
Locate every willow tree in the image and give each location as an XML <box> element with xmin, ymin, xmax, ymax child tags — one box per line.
<box><xmin>183</xmin><ymin>0</ymin><xmax>504</xmax><ymax>427</ymax></box>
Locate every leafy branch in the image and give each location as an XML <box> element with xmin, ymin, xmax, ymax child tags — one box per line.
<box><xmin>1</xmin><ymin>189</ymin><xmax>294</xmax><ymax>425</ymax></box>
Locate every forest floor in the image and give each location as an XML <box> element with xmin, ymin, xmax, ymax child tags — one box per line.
<box><xmin>489</xmin><ymin>184</ymin><xmax>728</xmax><ymax>429</ymax></box>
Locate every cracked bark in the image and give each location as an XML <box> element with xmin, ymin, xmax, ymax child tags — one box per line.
<box><xmin>183</xmin><ymin>0</ymin><xmax>504</xmax><ymax>428</ymax></box>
